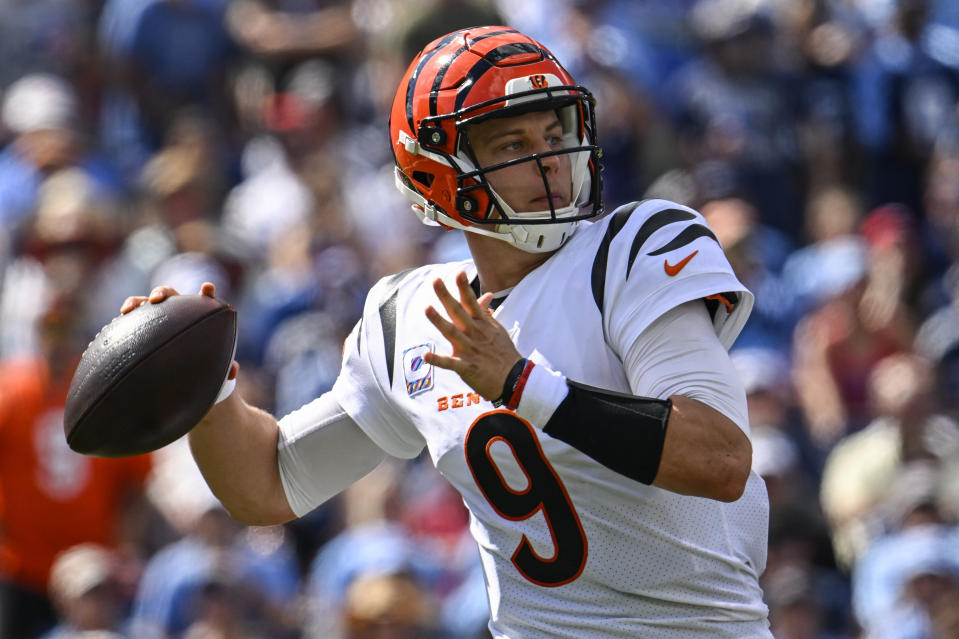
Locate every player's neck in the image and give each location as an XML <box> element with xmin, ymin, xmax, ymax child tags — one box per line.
<box><xmin>464</xmin><ymin>231</ymin><xmax>556</xmax><ymax>294</ymax></box>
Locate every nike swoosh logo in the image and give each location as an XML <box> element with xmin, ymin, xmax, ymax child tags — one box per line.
<box><xmin>664</xmin><ymin>250</ymin><xmax>698</xmax><ymax>276</ymax></box>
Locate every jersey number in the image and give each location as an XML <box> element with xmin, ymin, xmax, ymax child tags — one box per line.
<box><xmin>465</xmin><ymin>411</ymin><xmax>587</xmax><ymax>587</ymax></box>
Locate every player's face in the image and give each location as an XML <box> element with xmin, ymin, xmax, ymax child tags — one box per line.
<box><xmin>466</xmin><ymin>109</ymin><xmax>573</xmax><ymax>214</ymax></box>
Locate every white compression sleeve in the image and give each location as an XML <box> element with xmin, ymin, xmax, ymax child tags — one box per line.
<box><xmin>621</xmin><ymin>300</ymin><xmax>750</xmax><ymax>436</ymax></box>
<box><xmin>277</xmin><ymin>392</ymin><xmax>388</xmax><ymax>517</ymax></box>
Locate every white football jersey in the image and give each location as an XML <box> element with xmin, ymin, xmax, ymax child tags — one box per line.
<box><xmin>331</xmin><ymin>199</ymin><xmax>772</xmax><ymax>638</ymax></box>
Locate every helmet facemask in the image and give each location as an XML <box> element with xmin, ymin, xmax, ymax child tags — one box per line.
<box><xmin>448</xmin><ymin>92</ymin><xmax>600</xmax><ymax>252</ymax></box>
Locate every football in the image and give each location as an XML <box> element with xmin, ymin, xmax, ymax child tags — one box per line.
<box><xmin>64</xmin><ymin>294</ymin><xmax>237</xmax><ymax>457</ymax></box>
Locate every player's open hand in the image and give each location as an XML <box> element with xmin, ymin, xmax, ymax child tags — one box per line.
<box><xmin>120</xmin><ymin>282</ymin><xmax>219</xmax><ymax>314</ymax></box>
<box><xmin>424</xmin><ymin>271</ymin><xmax>523</xmax><ymax>401</ymax></box>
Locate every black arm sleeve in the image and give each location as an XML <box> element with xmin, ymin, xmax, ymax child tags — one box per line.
<box><xmin>542</xmin><ymin>380</ymin><xmax>671</xmax><ymax>485</ymax></box>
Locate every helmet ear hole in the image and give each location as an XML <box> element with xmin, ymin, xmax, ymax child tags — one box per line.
<box><xmin>412</xmin><ymin>171</ymin><xmax>434</xmax><ymax>187</ymax></box>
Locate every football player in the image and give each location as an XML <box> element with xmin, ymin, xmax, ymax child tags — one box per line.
<box><xmin>124</xmin><ymin>26</ymin><xmax>773</xmax><ymax>638</ymax></box>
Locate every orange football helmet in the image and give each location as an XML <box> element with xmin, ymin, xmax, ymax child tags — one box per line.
<box><xmin>389</xmin><ymin>26</ymin><xmax>603</xmax><ymax>253</ymax></box>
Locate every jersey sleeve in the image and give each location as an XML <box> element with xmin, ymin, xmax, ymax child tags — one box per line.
<box><xmin>622</xmin><ymin>300</ymin><xmax>750</xmax><ymax>435</ymax></box>
<box><xmin>598</xmin><ymin>199</ymin><xmax>754</xmax><ymax>357</ymax></box>
<box><xmin>329</xmin><ymin>273</ymin><xmax>426</xmax><ymax>460</ymax></box>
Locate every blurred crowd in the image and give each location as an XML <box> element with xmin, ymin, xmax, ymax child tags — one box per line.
<box><xmin>2</xmin><ymin>0</ymin><xmax>959</xmax><ymax>637</ymax></box>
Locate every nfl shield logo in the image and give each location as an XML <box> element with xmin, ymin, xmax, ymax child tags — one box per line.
<box><xmin>403</xmin><ymin>343</ymin><xmax>434</xmax><ymax>397</ymax></box>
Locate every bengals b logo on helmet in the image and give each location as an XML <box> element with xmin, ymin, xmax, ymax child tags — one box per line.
<box><xmin>388</xmin><ymin>26</ymin><xmax>603</xmax><ymax>254</ymax></box>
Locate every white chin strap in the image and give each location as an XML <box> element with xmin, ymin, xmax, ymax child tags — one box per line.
<box><xmin>504</xmin><ymin>218</ymin><xmax>579</xmax><ymax>253</ymax></box>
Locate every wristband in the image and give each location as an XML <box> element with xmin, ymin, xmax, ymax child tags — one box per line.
<box><xmin>514</xmin><ymin>364</ymin><xmax>570</xmax><ymax>426</ymax></box>
<box><xmin>506</xmin><ymin>360</ymin><xmax>535</xmax><ymax>410</ymax></box>
<box><xmin>492</xmin><ymin>358</ymin><xmax>528</xmax><ymax>408</ymax></box>
<box><xmin>214</xmin><ymin>376</ymin><xmax>237</xmax><ymax>405</ymax></box>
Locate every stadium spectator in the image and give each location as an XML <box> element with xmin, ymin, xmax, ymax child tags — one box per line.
<box><xmin>667</xmin><ymin>0</ymin><xmax>805</xmax><ymax>237</ymax></box>
<box><xmin>0</xmin><ymin>73</ymin><xmax>120</xmax><ymax>241</ymax></box>
<box><xmin>42</xmin><ymin>544</ymin><xmax>127</xmax><ymax>639</ymax></box>
<box><xmin>131</xmin><ymin>440</ymin><xmax>301</xmax><ymax>638</ymax></box>
<box><xmin>820</xmin><ymin>355</ymin><xmax>959</xmax><ymax>568</ymax></box>
<box><xmin>96</xmin><ymin>0</ymin><xmax>240</xmax><ymax>181</ymax></box>
<box><xmin>851</xmin><ymin>473</ymin><xmax>959</xmax><ymax>638</ymax></box>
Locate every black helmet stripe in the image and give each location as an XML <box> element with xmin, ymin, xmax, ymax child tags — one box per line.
<box><xmin>406</xmin><ymin>32</ymin><xmax>460</xmax><ymax>132</ymax></box>
<box><xmin>453</xmin><ymin>59</ymin><xmax>491</xmax><ymax>113</ymax></box>
<box><xmin>485</xmin><ymin>41</ymin><xmax>546</xmax><ymax>63</ymax></box>
<box><xmin>453</xmin><ymin>44</ymin><xmax>552</xmax><ymax>112</ymax></box>
<box><xmin>429</xmin><ymin>45</ymin><xmax>469</xmax><ymax>117</ymax></box>
<box><xmin>468</xmin><ymin>28</ymin><xmax>521</xmax><ymax>43</ymax></box>
<box><xmin>426</xmin><ymin>29</ymin><xmax>520</xmax><ymax>118</ymax></box>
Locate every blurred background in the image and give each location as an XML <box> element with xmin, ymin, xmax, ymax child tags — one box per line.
<box><xmin>1</xmin><ymin>0</ymin><xmax>959</xmax><ymax>637</ymax></box>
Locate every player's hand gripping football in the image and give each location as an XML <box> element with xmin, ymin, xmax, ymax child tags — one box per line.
<box><xmin>424</xmin><ymin>271</ymin><xmax>523</xmax><ymax>401</ymax></box>
<box><xmin>121</xmin><ymin>283</ymin><xmax>240</xmax><ymax>382</ymax></box>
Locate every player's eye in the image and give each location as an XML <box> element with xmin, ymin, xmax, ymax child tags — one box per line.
<box><xmin>497</xmin><ymin>139</ymin><xmax>524</xmax><ymax>153</ymax></box>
